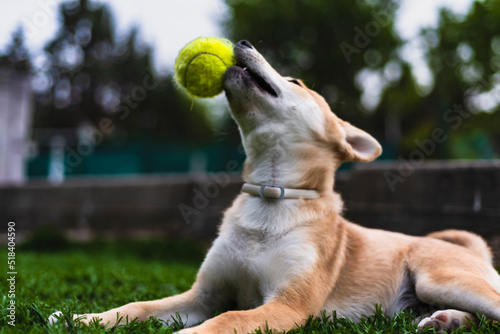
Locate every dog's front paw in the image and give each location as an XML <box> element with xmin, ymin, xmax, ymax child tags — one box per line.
<box><xmin>48</xmin><ymin>311</ymin><xmax>63</xmax><ymax>325</ymax></box>
<box><xmin>48</xmin><ymin>311</ymin><xmax>98</xmax><ymax>326</ymax></box>
<box><xmin>418</xmin><ymin>309</ymin><xmax>477</xmax><ymax>332</ymax></box>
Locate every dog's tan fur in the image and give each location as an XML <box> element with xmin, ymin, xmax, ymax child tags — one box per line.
<box><xmin>50</xmin><ymin>40</ymin><xmax>500</xmax><ymax>333</ymax></box>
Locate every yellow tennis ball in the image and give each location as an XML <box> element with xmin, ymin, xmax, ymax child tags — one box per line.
<box><xmin>174</xmin><ymin>37</ymin><xmax>236</xmax><ymax>98</ymax></box>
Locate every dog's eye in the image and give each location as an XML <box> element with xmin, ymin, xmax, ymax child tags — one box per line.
<box><xmin>288</xmin><ymin>79</ymin><xmax>301</xmax><ymax>86</ymax></box>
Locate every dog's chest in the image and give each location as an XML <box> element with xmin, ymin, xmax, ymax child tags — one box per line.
<box><xmin>221</xmin><ymin>225</ymin><xmax>317</xmax><ymax>309</ymax></box>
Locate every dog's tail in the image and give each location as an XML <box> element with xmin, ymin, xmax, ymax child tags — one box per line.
<box><xmin>427</xmin><ymin>229</ymin><xmax>493</xmax><ymax>264</ymax></box>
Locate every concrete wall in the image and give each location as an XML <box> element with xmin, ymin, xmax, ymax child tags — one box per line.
<box><xmin>1</xmin><ymin>161</ymin><xmax>499</xmax><ymax>243</ymax></box>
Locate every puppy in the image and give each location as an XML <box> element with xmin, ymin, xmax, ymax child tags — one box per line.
<box><xmin>50</xmin><ymin>40</ymin><xmax>500</xmax><ymax>333</ymax></box>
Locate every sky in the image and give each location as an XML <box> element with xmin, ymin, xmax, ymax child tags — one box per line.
<box><xmin>0</xmin><ymin>0</ymin><xmax>473</xmax><ymax>74</ymax></box>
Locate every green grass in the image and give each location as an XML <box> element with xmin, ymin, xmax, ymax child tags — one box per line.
<box><xmin>1</xmin><ymin>231</ymin><xmax>500</xmax><ymax>333</ymax></box>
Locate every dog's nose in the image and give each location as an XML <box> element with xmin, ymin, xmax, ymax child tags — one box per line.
<box><xmin>236</xmin><ymin>40</ymin><xmax>254</xmax><ymax>49</ymax></box>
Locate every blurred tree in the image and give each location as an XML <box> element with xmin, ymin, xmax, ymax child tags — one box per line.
<box><xmin>0</xmin><ymin>27</ymin><xmax>31</xmax><ymax>72</ymax></box>
<box><xmin>421</xmin><ymin>0</ymin><xmax>500</xmax><ymax>158</ymax></box>
<box><xmin>223</xmin><ymin>0</ymin><xmax>500</xmax><ymax>159</ymax></box>
<box><xmin>222</xmin><ymin>0</ymin><xmax>404</xmax><ymax>144</ymax></box>
<box><xmin>378</xmin><ymin>0</ymin><xmax>500</xmax><ymax>159</ymax></box>
<box><xmin>34</xmin><ymin>0</ymin><xmax>212</xmax><ymax>142</ymax></box>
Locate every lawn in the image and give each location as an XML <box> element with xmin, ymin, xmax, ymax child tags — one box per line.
<box><xmin>1</xmin><ymin>230</ymin><xmax>499</xmax><ymax>333</ymax></box>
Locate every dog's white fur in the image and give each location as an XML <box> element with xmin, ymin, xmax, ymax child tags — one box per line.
<box><xmin>50</xmin><ymin>41</ymin><xmax>500</xmax><ymax>333</ymax></box>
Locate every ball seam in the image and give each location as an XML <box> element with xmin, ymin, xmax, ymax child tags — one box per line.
<box><xmin>184</xmin><ymin>52</ymin><xmax>229</xmax><ymax>89</ymax></box>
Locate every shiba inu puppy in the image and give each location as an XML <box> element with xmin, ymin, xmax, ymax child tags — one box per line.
<box><xmin>50</xmin><ymin>40</ymin><xmax>500</xmax><ymax>333</ymax></box>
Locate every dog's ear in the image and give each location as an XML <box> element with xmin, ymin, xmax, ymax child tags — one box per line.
<box><xmin>339</xmin><ymin>121</ymin><xmax>382</xmax><ymax>162</ymax></box>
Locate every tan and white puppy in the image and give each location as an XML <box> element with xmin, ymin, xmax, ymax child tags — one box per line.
<box><xmin>50</xmin><ymin>40</ymin><xmax>500</xmax><ymax>333</ymax></box>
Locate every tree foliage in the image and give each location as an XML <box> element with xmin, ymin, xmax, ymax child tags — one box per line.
<box><xmin>1</xmin><ymin>0</ymin><xmax>499</xmax><ymax>158</ymax></box>
<box><xmin>379</xmin><ymin>0</ymin><xmax>500</xmax><ymax>159</ymax></box>
<box><xmin>33</xmin><ymin>0</ymin><xmax>212</xmax><ymax>142</ymax></box>
<box><xmin>0</xmin><ymin>27</ymin><xmax>30</xmax><ymax>72</ymax></box>
<box><xmin>422</xmin><ymin>0</ymin><xmax>500</xmax><ymax>158</ymax></box>
<box><xmin>223</xmin><ymin>0</ymin><xmax>500</xmax><ymax>159</ymax></box>
<box><xmin>223</xmin><ymin>0</ymin><xmax>402</xmax><ymax>142</ymax></box>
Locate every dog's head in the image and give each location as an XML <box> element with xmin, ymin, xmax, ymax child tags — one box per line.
<box><xmin>223</xmin><ymin>40</ymin><xmax>382</xmax><ymax>193</ymax></box>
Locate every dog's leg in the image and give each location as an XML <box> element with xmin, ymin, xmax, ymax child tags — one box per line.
<box><xmin>178</xmin><ymin>300</ymin><xmax>311</xmax><ymax>334</ymax></box>
<box><xmin>50</xmin><ymin>287</ymin><xmax>214</xmax><ymax>328</ymax></box>
<box><xmin>410</xmin><ymin>244</ymin><xmax>500</xmax><ymax>330</ymax></box>
<box><xmin>417</xmin><ymin>309</ymin><xmax>478</xmax><ymax>332</ymax></box>
<box><xmin>415</xmin><ymin>270</ymin><xmax>500</xmax><ymax>319</ymax></box>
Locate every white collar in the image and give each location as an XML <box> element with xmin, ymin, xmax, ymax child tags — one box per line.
<box><xmin>241</xmin><ymin>183</ymin><xmax>320</xmax><ymax>200</ymax></box>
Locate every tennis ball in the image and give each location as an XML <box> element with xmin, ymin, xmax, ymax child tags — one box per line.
<box><xmin>174</xmin><ymin>37</ymin><xmax>236</xmax><ymax>98</ymax></box>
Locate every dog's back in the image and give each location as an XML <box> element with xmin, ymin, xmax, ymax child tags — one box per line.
<box><xmin>427</xmin><ymin>229</ymin><xmax>492</xmax><ymax>264</ymax></box>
